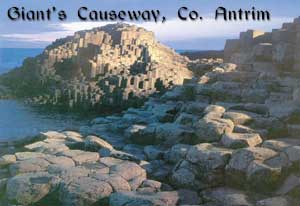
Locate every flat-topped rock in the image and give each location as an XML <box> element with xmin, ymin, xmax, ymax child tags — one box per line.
<box><xmin>6</xmin><ymin>172</ymin><xmax>59</xmax><ymax>205</ymax></box>
<box><xmin>84</xmin><ymin>135</ymin><xmax>114</xmax><ymax>151</ymax></box>
<box><xmin>63</xmin><ymin>131</ymin><xmax>84</xmax><ymax>142</ymax></box>
<box><xmin>227</xmin><ymin>147</ymin><xmax>278</xmax><ymax>173</ymax></box>
<box><xmin>223</xmin><ymin>111</ymin><xmax>253</xmax><ymax>125</ymax></box>
<box><xmin>25</xmin><ymin>140</ymin><xmax>69</xmax><ymax>154</ymax></box>
<box><xmin>9</xmin><ymin>158</ymin><xmax>50</xmax><ymax>176</ymax></box>
<box><xmin>186</xmin><ymin>143</ymin><xmax>232</xmax><ymax>168</ymax></box>
<box><xmin>221</xmin><ymin>133</ymin><xmax>262</xmax><ymax>149</ymax></box>
<box><xmin>195</xmin><ymin>117</ymin><xmax>234</xmax><ymax>142</ymax></box>
<box><xmin>15</xmin><ymin>152</ymin><xmax>47</xmax><ymax>161</ymax></box>
<box><xmin>41</xmin><ymin>131</ymin><xmax>67</xmax><ymax>139</ymax></box>
<box><xmin>109</xmin><ymin>190</ymin><xmax>200</xmax><ymax>206</ymax></box>
<box><xmin>164</xmin><ymin>144</ymin><xmax>191</xmax><ymax>163</ymax></box>
<box><xmin>60</xmin><ymin>176</ymin><xmax>113</xmax><ymax>206</ymax></box>
<box><xmin>0</xmin><ymin>155</ymin><xmax>16</xmax><ymax>167</ymax></box>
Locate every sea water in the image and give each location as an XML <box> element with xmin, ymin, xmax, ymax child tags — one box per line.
<box><xmin>0</xmin><ymin>48</ymin><xmax>86</xmax><ymax>141</ymax></box>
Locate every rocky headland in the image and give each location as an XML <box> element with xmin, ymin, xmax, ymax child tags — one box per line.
<box><xmin>1</xmin><ymin>18</ymin><xmax>300</xmax><ymax>206</ymax></box>
<box><xmin>0</xmin><ymin>23</ymin><xmax>192</xmax><ymax>112</ymax></box>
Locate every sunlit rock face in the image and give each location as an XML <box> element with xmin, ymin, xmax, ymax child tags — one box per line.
<box><xmin>3</xmin><ymin>23</ymin><xmax>192</xmax><ymax>109</ymax></box>
<box><xmin>224</xmin><ymin>17</ymin><xmax>300</xmax><ymax>72</ymax></box>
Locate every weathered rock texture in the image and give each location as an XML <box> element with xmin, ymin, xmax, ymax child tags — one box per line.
<box><xmin>0</xmin><ymin>23</ymin><xmax>192</xmax><ymax>110</ymax></box>
<box><xmin>224</xmin><ymin>16</ymin><xmax>300</xmax><ymax>73</ymax></box>
<box><xmin>2</xmin><ymin>18</ymin><xmax>300</xmax><ymax>206</ymax></box>
<box><xmin>0</xmin><ymin>131</ymin><xmax>199</xmax><ymax>206</ymax></box>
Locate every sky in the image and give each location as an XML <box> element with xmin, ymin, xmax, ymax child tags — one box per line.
<box><xmin>0</xmin><ymin>0</ymin><xmax>298</xmax><ymax>50</ymax></box>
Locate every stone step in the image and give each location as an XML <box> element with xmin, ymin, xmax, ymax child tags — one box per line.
<box><xmin>220</xmin><ymin>133</ymin><xmax>263</xmax><ymax>149</ymax></box>
<box><xmin>223</xmin><ymin>111</ymin><xmax>253</xmax><ymax>126</ymax></box>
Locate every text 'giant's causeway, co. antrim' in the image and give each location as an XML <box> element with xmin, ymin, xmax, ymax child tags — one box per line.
<box><xmin>1</xmin><ymin>18</ymin><xmax>300</xmax><ymax>206</ymax></box>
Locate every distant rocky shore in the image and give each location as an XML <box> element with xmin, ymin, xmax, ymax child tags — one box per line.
<box><xmin>1</xmin><ymin>18</ymin><xmax>300</xmax><ymax>206</ymax></box>
<box><xmin>181</xmin><ymin>50</ymin><xmax>224</xmax><ymax>60</ymax></box>
<box><xmin>0</xmin><ymin>86</ymin><xmax>12</xmax><ymax>99</ymax></box>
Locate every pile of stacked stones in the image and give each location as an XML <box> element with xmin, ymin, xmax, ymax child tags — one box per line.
<box><xmin>25</xmin><ymin>23</ymin><xmax>192</xmax><ymax>108</ymax></box>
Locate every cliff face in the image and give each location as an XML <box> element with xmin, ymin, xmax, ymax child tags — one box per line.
<box><xmin>1</xmin><ymin>23</ymin><xmax>192</xmax><ymax>110</ymax></box>
<box><xmin>223</xmin><ymin>17</ymin><xmax>300</xmax><ymax>115</ymax></box>
<box><xmin>224</xmin><ymin>17</ymin><xmax>300</xmax><ymax>73</ymax></box>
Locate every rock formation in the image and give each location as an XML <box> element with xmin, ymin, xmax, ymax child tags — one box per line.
<box><xmin>224</xmin><ymin>16</ymin><xmax>300</xmax><ymax>73</ymax></box>
<box><xmin>0</xmin><ymin>23</ymin><xmax>192</xmax><ymax>110</ymax></box>
<box><xmin>2</xmin><ymin>18</ymin><xmax>300</xmax><ymax>206</ymax></box>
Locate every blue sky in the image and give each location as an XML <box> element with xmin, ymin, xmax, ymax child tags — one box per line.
<box><xmin>0</xmin><ymin>0</ymin><xmax>298</xmax><ymax>49</ymax></box>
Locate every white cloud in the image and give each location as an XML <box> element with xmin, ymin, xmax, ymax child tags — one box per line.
<box><xmin>0</xmin><ymin>16</ymin><xmax>293</xmax><ymax>44</ymax></box>
<box><xmin>0</xmin><ymin>31</ymin><xmax>74</xmax><ymax>42</ymax></box>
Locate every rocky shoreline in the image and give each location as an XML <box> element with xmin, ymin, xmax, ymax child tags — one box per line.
<box><xmin>1</xmin><ymin>58</ymin><xmax>300</xmax><ymax>205</ymax></box>
<box><xmin>1</xmin><ymin>18</ymin><xmax>300</xmax><ymax>206</ymax></box>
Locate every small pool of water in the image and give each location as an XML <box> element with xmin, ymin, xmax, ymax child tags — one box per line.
<box><xmin>0</xmin><ymin>100</ymin><xmax>87</xmax><ymax>141</ymax></box>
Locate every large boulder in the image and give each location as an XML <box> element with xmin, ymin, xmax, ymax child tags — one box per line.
<box><xmin>185</xmin><ymin>143</ymin><xmax>232</xmax><ymax>188</ymax></box>
<box><xmin>171</xmin><ymin>160</ymin><xmax>199</xmax><ymax>189</ymax></box>
<box><xmin>84</xmin><ymin>135</ymin><xmax>113</xmax><ymax>152</ymax></box>
<box><xmin>204</xmin><ymin>105</ymin><xmax>226</xmax><ymax>115</ymax></box>
<box><xmin>226</xmin><ymin>147</ymin><xmax>281</xmax><ymax>191</ymax></box>
<box><xmin>59</xmin><ymin>176</ymin><xmax>113</xmax><ymax>206</ymax></box>
<box><xmin>126</xmin><ymin>124</ymin><xmax>156</xmax><ymax>145</ymax></box>
<box><xmin>109</xmin><ymin>190</ymin><xmax>200</xmax><ymax>206</ymax></box>
<box><xmin>223</xmin><ymin>111</ymin><xmax>253</xmax><ymax>125</ymax></box>
<box><xmin>6</xmin><ymin>172</ymin><xmax>59</xmax><ymax>205</ymax></box>
<box><xmin>15</xmin><ymin>152</ymin><xmax>47</xmax><ymax>161</ymax></box>
<box><xmin>155</xmin><ymin>123</ymin><xmax>195</xmax><ymax>146</ymax></box>
<box><xmin>186</xmin><ymin>143</ymin><xmax>232</xmax><ymax>169</ymax></box>
<box><xmin>63</xmin><ymin>131</ymin><xmax>84</xmax><ymax>142</ymax></box>
<box><xmin>144</xmin><ymin>146</ymin><xmax>164</xmax><ymax>161</ymax></box>
<box><xmin>57</xmin><ymin>150</ymin><xmax>99</xmax><ymax>165</ymax></box>
<box><xmin>262</xmin><ymin>138</ymin><xmax>300</xmax><ymax>152</ymax></box>
<box><xmin>40</xmin><ymin>131</ymin><xmax>67</xmax><ymax>139</ymax></box>
<box><xmin>227</xmin><ymin>147</ymin><xmax>278</xmax><ymax>174</ymax></box>
<box><xmin>195</xmin><ymin>117</ymin><xmax>234</xmax><ymax>142</ymax></box>
<box><xmin>110</xmin><ymin>162</ymin><xmax>147</xmax><ymax>190</ymax></box>
<box><xmin>46</xmin><ymin>156</ymin><xmax>75</xmax><ymax>168</ymax></box>
<box><xmin>91</xmin><ymin>173</ymin><xmax>131</xmax><ymax>192</ymax></box>
<box><xmin>171</xmin><ymin>143</ymin><xmax>233</xmax><ymax>190</ymax></box>
<box><xmin>164</xmin><ymin>144</ymin><xmax>192</xmax><ymax>163</ymax></box>
<box><xmin>246</xmin><ymin>160</ymin><xmax>282</xmax><ymax>191</ymax></box>
<box><xmin>9</xmin><ymin>158</ymin><xmax>50</xmax><ymax>176</ymax></box>
<box><xmin>25</xmin><ymin>140</ymin><xmax>69</xmax><ymax>154</ymax></box>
